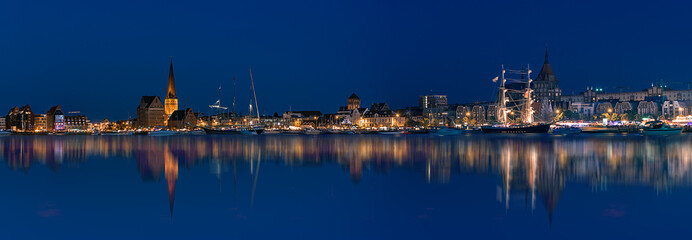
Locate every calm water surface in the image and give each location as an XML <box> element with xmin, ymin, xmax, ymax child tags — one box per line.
<box><xmin>1</xmin><ymin>134</ymin><xmax>692</xmax><ymax>239</ymax></box>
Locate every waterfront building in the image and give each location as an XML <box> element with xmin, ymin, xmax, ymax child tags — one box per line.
<box><xmin>164</xmin><ymin>59</ymin><xmax>178</xmax><ymax>118</ymax></box>
<box><xmin>0</xmin><ymin>116</ymin><xmax>5</xmax><ymax>130</ymax></box>
<box><xmin>47</xmin><ymin>105</ymin><xmax>66</xmax><ymax>132</ymax></box>
<box><xmin>662</xmin><ymin>100</ymin><xmax>687</xmax><ymax>119</ymax></box>
<box><xmin>561</xmin><ymin>85</ymin><xmax>692</xmax><ymax>104</ymax></box>
<box><xmin>336</xmin><ymin>94</ymin><xmax>368</xmax><ymax>125</ymax></box>
<box><xmin>595</xmin><ymin>102</ymin><xmax>613</xmax><ymax>115</ymax></box>
<box><xmin>282</xmin><ymin>111</ymin><xmax>323</xmax><ymax>127</ymax></box>
<box><xmin>471</xmin><ymin>105</ymin><xmax>486</xmax><ymax>123</ymax></box>
<box><xmin>419</xmin><ymin>95</ymin><xmax>448</xmax><ymax>109</ymax></box>
<box><xmin>336</xmin><ymin>106</ymin><xmax>368</xmax><ymax>125</ymax></box>
<box><xmin>362</xmin><ymin>103</ymin><xmax>405</xmax><ymax>128</ymax></box>
<box><xmin>394</xmin><ymin>107</ymin><xmax>423</xmax><ymax>126</ymax></box>
<box><xmin>65</xmin><ymin>115</ymin><xmax>89</xmax><ymax>131</ymax></box>
<box><xmin>613</xmin><ymin>102</ymin><xmax>634</xmax><ymax>114</ymax></box>
<box><xmin>568</xmin><ymin>102</ymin><xmax>595</xmax><ymax>119</ymax></box>
<box><xmin>420</xmin><ymin>95</ymin><xmax>448</xmax><ymax>126</ymax></box>
<box><xmin>347</xmin><ymin>93</ymin><xmax>361</xmax><ymax>110</ymax></box>
<box><xmin>6</xmin><ymin>105</ymin><xmax>34</xmax><ymax>131</ymax></box>
<box><xmin>137</xmin><ymin>96</ymin><xmax>166</xmax><ymax>128</ymax></box>
<box><xmin>637</xmin><ymin>101</ymin><xmax>657</xmax><ymax>116</ymax></box>
<box><xmin>168</xmin><ymin>108</ymin><xmax>197</xmax><ymax>129</ymax></box>
<box><xmin>532</xmin><ymin>49</ymin><xmax>562</xmax><ymax>105</ymax></box>
<box><xmin>34</xmin><ymin>114</ymin><xmax>47</xmax><ymax>132</ymax></box>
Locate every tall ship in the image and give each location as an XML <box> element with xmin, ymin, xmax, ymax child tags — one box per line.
<box><xmin>481</xmin><ymin>65</ymin><xmax>551</xmax><ymax>134</ymax></box>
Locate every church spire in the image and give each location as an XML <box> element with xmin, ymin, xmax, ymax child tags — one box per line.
<box><xmin>167</xmin><ymin>58</ymin><xmax>177</xmax><ymax>99</ymax></box>
<box><xmin>544</xmin><ymin>47</ymin><xmax>549</xmax><ymax>64</ymax></box>
<box><xmin>164</xmin><ymin>58</ymin><xmax>179</xmax><ymax>117</ymax></box>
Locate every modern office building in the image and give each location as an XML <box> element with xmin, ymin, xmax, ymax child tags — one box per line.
<box><xmin>34</xmin><ymin>114</ymin><xmax>47</xmax><ymax>132</ymax></box>
<box><xmin>66</xmin><ymin>115</ymin><xmax>89</xmax><ymax>131</ymax></box>
<box><xmin>419</xmin><ymin>95</ymin><xmax>448</xmax><ymax>109</ymax></box>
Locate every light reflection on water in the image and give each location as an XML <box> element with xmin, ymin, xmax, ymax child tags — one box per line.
<box><xmin>1</xmin><ymin>134</ymin><xmax>692</xmax><ymax>238</ymax></box>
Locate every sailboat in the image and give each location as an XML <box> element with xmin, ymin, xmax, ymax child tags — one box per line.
<box><xmin>203</xmin><ymin>69</ymin><xmax>264</xmax><ymax>135</ymax></box>
<box><xmin>481</xmin><ymin>65</ymin><xmax>551</xmax><ymax>134</ymax></box>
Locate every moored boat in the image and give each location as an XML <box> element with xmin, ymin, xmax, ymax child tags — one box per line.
<box><xmin>378</xmin><ymin>130</ymin><xmax>405</xmax><ymax>135</ymax></box>
<box><xmin>642</xmin><ymin>121</ymin><xmax>682</xmax><ymax>136</ymax></box>
<box><xmin>482</xmin><ymin>65</ymin><xmax>549</xmax><ymax>134</ymax></box>
<box><xmin>148</xmin><ymin>130</ymin><xmax>178</xmax><ymax>136</ymax></box>
<box><xmin>302</xmin><ymin>129</ymin><xmax>322</xmax><ymax>135</ymax></box>
<box><xmin>481</xmin><ymin>124</ymin><xmax>551</xmax><ymax>134</ymax></box>
<box><xmin>432</xmin><ymin>127</ymin><xmax>465</xmax><ymax>136</ymax></box>
<box><xmin>581</xmin><ymin>126</ymin><xmax>619</xmax><ymax>134</ymax></box>
<box><xmin>551</xmin><ymin>127</ymin><xmax>581</xmax><ymax>135</ymax></box>
<box><xmin>100</xmin><ymin>131</ymin><xmax>132</xmax><ymax>136</ymax></box>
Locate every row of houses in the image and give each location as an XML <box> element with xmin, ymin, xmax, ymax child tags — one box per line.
<box><xmin>0</xmin><ymin>105</ymin><xmax>88</xmax><ymax>132</ymax></box>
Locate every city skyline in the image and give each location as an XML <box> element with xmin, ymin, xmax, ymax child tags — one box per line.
<box><xmin>4</xmin><ymin>1</ymin><xmax>692</xmax><ymax>120</ymax></box>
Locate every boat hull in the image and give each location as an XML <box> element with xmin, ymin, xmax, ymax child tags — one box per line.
<box><xmin>481</xmin><ymin>124</ymin><xmax>551</xmax><ymax>134</ymax></box>
<box><xmin>642</xmin><ymin>128</ymin><xmax>683</xmax><ymax>136</ymax></box>
<box><xmin>433</xmin><ymin>128</ymin><xmax>466</xmax><ymax>136</ymax></box>
<box><xmin>581</xmin><ymin>127</ymin><xmax>619</xmax><ymax>134</ymax></box>
<box><xmin>552</xmin><ymin>128</ymin><xmax>582</xmax><ymax>135</ymax></box>
<box><xmin>148</xmin><ymin>130</ymin><xmax>177</xmax><ymax>136</ymax></box>
<box><xmin>203</xmin><ymin>127</ymin><xmax>263</xmax><ymax>135</ymax></box>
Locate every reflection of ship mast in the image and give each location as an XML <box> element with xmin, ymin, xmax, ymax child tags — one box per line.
<box><xmin>250</xmin><ymin>147</ymin><xmax>262</xmax><ymax>208</ymax></box>
<box><xmin>233</xmin><ymin>156</ymin><xmax>237</xmax><ymax>200</ymax></box>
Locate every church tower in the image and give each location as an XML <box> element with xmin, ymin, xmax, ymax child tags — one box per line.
<box><xmin>533</xmin><ymin>48</ymin><xmax>562</xmax><ymax>105</ymax></box>
<box><xmin>347</xmin><ymin>93</ymin><xmax>360</xmax><ymax>110</ymax></box>
<box><xmin>165</xmin><ymin>59</ymin><xmax>178</xmax><ymax>117</ymax></box>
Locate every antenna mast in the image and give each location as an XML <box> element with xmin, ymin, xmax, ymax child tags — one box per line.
<box><xmin>232</xmin><ymin>77</ymin><xmax>237</xmax><ymax>115</ymax></box>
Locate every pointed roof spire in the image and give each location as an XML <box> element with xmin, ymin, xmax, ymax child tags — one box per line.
<box><xmin>167</xmin><ymin>58</ymin><xmax>177</xmax><ymax>99</ymax></box>
<box><xmin>535</xmin><ymin>48</ymin><xmax>557</xmax><ymax>82</ymax></box>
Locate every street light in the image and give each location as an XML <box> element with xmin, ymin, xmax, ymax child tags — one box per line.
<box><xmin>607</xmin><ymin>108</ymin><xmax>612</xmax><ymax>113</ymax></box>
<box><xmin>555</xmin><ymin>109</ymin><xmax>560</xmax><ymax>114</ymax></box>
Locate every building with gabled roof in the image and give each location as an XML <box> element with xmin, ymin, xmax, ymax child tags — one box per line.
<box><xmin>6</xmin><ymin>105</ymin><xmax>34</xmax><ymax>131</ymax></box>
<box><xmin>47</xmin><ymin>105</ymin><xmax>66</xmax><ymax>132</ymax></box>
<box><xmin>167</xmin><ymin>108</ymin><xmax>197</xmax><ymax>129</ymax></box>
<box><xmin>533</xmin><ymin>49</ymin><xmax>562</xmax><ymax>105</ymax></box>
<box><xmin>137</xmin><ymin>96</ymin><xmax>166</xmax><ymax>128</ymax></box>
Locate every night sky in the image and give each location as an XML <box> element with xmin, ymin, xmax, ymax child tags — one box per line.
<box><xmin>2</xmin><ymin>0</ymin><xmax>692</xmax><ymax>120</ymax></box>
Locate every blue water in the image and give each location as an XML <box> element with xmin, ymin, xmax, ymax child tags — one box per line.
<box><xmin>0</xmin><ymin>134</ymin><xmax>691</xmax><ymax>239</ymax></box>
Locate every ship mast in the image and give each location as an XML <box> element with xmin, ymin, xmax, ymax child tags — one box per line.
<box><xmin>524</xmin><ymin>65</ymin><xmax>533</xmax><ymax>124</ymax></box>
<box><xmin>498</xmin><ymin>65</ymin><xmax>508</xmax><ymax>124</ymax></box>
<box><xmin>249</xmin><ymin>68</ymin><xmax>260</xmax><ymax>123</ymax></box>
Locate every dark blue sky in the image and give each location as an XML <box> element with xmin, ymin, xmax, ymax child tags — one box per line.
<box><xmin>2</xmin><ymin>0</ymin><xmax>692</xmax><ymax>120</ymax></box>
